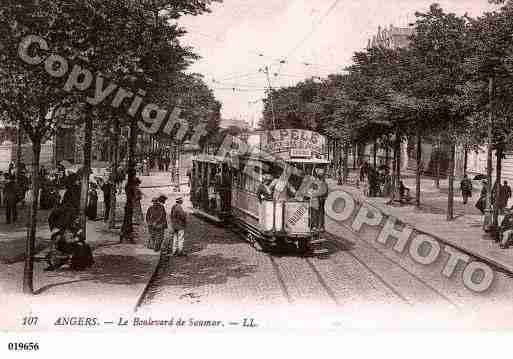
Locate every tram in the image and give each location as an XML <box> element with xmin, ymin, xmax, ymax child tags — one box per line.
<box><xmin>191</xmin><ymin>129</ymin><xmax>329</xmax><ymax>253</ymax></box>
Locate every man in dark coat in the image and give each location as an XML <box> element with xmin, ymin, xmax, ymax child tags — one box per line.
<box><xmin>61</xmin><ymin>173</ymin><xmax>81</xmax><ymax>210</ymax></box>
<box><xmin>170</xmin><ymin>197</ymin><xmax>187</xmax><ymax>256</ymax></box>
<box><xmin>99</xmin><ymin>179</ymin><xmax>113</xmax><ymax>221</ymax></box>
<box><xmin>146</xmin><ymin>195</ymin><xmax>168</xmax><ymax>251</ymax></box>
<box><xmin>460</xmin><ymin>174</ymin><xmax>473</xmax><ymax>205</ymax></box>
<box><xmin>4</xmin><ymin>175</ymin><xmax>19</xmax><ymax>224</ymax></box>
<box><xmin>504</xmin><ymin>181</ymin><xmax>512</xmax><ymax>208</ymax></box>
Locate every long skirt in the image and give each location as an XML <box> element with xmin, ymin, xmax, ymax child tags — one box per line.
<box><xmin>147</xmin><ymin>226</ymin><xmax>165</xmax><ymax>250</ymax></box>
<box><xmin>133</xmin><ymin>201</ymin><xmax>144</xmax><ymax>225</ymax></box>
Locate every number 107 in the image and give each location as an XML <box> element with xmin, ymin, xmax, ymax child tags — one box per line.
<box><xmin>22</xmin><ymin>316</ymin><xmax>38</xmax><ymax>326</ymax></box>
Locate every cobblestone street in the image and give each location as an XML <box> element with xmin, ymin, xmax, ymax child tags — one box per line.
<box><xmin>136</xmin><ymin>184</ymin><xmax>513</xmax><ymax>329</ymax></box>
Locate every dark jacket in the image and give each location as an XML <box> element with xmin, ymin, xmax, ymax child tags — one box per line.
<box><xmin>4</xmin><ymin>180</ymin><xmax>19</xmax><ymax>204</ymax></box>
<box><xmin>146</xmin><ymin>203</ymin><xmax>167</xmax><ymax>229</ymax></box>
<box><xmin>100</xmin><ymin>182</ymin><xmax>113</xmax><ymax>202</ymax></box>
<box><xmin>62</xmin><ymin>184</ymin><xmax>81</xmax><ymax>209</ymax></box>
<box><xmin>170</xmin><ymin>203</ymin><xmax>187</xmax><ymax>231</ymax></box>
<box><xmin>460</xmin><ymin>178</ymin><xmax>473</xmax><ymax>195</ymax></box>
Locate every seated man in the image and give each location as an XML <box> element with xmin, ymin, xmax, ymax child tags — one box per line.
<box><xmin>399</xmin><ymin>181</ymin><xmax>412</xmax><ymax>202</ymax></box>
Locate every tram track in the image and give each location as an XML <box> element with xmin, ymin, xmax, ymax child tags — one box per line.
<box><xmin>323</xmin><ymin>233</ymin><xmax>413</xmax><ymax>306</ymax></box>
<box><xmin>229</xmin><ymin>220</ymin><xmax>415</xmax><ymax>307</ymax></box>
<box><xmin>323</xmin><ymin>230</ymin><xmax>460</xmax><ymax>310</ymax></box>
<box><xmin>140</xmin><ymin>206</ymin><xmax>461</xmax><ymax>310</ymax></box>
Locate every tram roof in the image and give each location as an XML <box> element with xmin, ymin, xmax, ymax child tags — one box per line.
<box><xmin>232</xmin><ymin>152</ymin><xmax>330</xmax><ymax>164</ymax></box>
<box><xmin>286</xmin><ymin>158</ymin><xmax>330</xmax><ymax>164</ymax></box>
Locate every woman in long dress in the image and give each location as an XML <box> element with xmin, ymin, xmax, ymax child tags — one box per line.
<box><xmin>86</xmin><ymin>183</ymin><xmax>98</xmax><ymax>220</ymax></box>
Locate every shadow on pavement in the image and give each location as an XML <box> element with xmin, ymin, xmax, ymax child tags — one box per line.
<box><xmin>155</xmin><ymin>253</ymin><xmax>257</xmax><ymax>289</ymax></box>
<box><xmin>0</xmin><ymin>237</ymin><xmax>51</xmax><ymax>264</ymax></box>
<box><xmin>35</xmin><ymin>252</ymin><xmax>156</xmax><ymax>295</ymax></box>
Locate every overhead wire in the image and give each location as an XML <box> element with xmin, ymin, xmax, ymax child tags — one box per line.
<box><xmin>273</xmin><ymin>0</ymin><xmax>342</xmax><ymax>78</ymax></box>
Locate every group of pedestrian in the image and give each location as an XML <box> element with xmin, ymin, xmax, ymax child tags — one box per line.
<box><xmin>359</xmin><ymin>161</ymin><xmax>394</xmax><ymax>199</ymax></box>
<box><xmin>145</xmin><ymin>195</ymin><xmax>187</xmax><ymax>256</ymax></box>
<box><xmin>141</xmin><ymin>153</ymin><xmax>172</xmax><ymax>173</ymax></box>
<box><xmin>472</xmin><ymin>178</ymin><xmax>512</xmax><ymax>215</ymax></box>
<box><xmin>0</xmin><ymin>161</ymin><xmax>37</xmax><ymax>224</ymax></box>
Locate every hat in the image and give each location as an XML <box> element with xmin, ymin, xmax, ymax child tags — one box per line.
<box><xmin>157</xmin><ymin>195</ymin><xmax>167</xmax><ymax>203</ymax></box>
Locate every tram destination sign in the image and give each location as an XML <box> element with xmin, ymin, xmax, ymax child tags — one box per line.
<box><xmin>290</xmin><ymin>149</ymin><xmax>312</xmax><ymax>158</ymax></box>
<box><xmin>260</xmin><ymin>129</ymin><xmax>326</xmax><ymax>157</ymax></box>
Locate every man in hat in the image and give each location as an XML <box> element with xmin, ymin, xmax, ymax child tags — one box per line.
<box><xmin>4</xmin><ymin>175</ymin><xmax>19</xmax><ymax>224</ymax></box>
<box><xmin>170</xmin><ymin>197</ymin><xmax>187</xmax><ymax>256</ymax></box>
<box><xmin>145</xmin><ymin>195</ymin><xmax>168</xmax><ymax>251</ymax></box>
<box><xmin>257</xmin><ymin>174</ymin><xmax>274</xmax><ymax>202</ymax></box>
<box><xmin>460</xmin><ymin>174</ymin><xmax>473</xmax><ymax>205</ymax></box>
<box><xmin>307</xmin><ymin>168</ymin><xmax>329</xmax><ymax>231</ymax></box>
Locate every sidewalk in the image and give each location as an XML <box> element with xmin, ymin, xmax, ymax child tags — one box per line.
<box><xmin>0</xmin><ymin>214</ymin><xmax>160</xmax><ymax>321</ymax></box>
<box><xmin>327</xmin><ymin>172</ymin><xmax>513</xmax><ymax>274</ymax></box>
<box><xmin>0</xmin><ymin>173</ymin><xmax>184</xmax><ymax>320</ymax></box>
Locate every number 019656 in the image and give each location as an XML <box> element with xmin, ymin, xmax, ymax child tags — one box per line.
<box><xmin>8</xmin><ymin>343</ymin><xmax>39</xmax><ymax>351</ymax></box>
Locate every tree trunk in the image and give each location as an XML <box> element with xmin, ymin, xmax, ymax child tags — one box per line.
<box><xmin>463</xmin><ymin>146</ymin><xmax>468</xmax><ymax>176</ymax></box>
<box><xmin>352</xmin><ymin>143</ymin><xmax>357</xmax><ymax>169</ymax></box>
<box><xmin>396</xmin><ymin>136</ymin><xmax>401</xmax><ymax>187</ymax></box>
<box><xmin>109</xmin><ymin>118</ymin><xmax>120</xmax><ymax>229</ymax></box>
<box><xmin>447</xmin><ymin>142</ymin><xmax>455</xmax><ymax>221</ymax></box>
<box><xmin>22</xmin><ymin>138</ymin><xmax>41</xmax><ymax>294</ymax></box>
<box><xmin>343</xmin><ymin>141</ymin><xmax>349</xmax><ymax>184</ymax></box>
<box><xmin>373</xmin><ymin>140</ymin><xmax>377</xmax><ymax>168</ymax></box>
<box><xmin>16</xmin><ymin>121</ymin><xmax>23</xmax><ymax>182</ymax></box>
<box><xmin>493</xmin><ymin>147</ymin><xmax>503</xmax><ymax>226</ymax></box>
<box><xmin>390</xmin><ymin>135</ymin><xmax>400</xmax><ymax>201</ymax></box>
<box><xmin>435</xmin><ymin>136</ymin><xmax>441</xmax><ymax>189</ymax></box>
<box><xmin>385</xmin><ymin>135</ymin><xmax>391</xmax><ymax>169</ymax></box>
<box><xmin>120</xmin><ymin>118</ymin><xmax>137</xmax><ymax>242</ymax></box>
<box><xmin>79</xmin><ymin>115</ymin><xmax>93</xmax><ymax>237</ymax></box>
<box><xmin>416</xmin><ymin>129</ymin><xmax>422</xmax><ymax>207</ymax></box>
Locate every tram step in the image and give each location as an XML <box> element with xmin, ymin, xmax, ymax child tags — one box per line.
<box><xmin>313</xmin><ymin>248</ymin><xmax>330</xmax><ymax>255</ymax></box>
<box><xmin>309</xmin><ymin>238</ymin><xmax>328</xmax><ymax>245</ymax></box>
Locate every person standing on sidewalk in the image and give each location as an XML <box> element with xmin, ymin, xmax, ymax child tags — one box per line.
<box><xmin>98</xmin><ymin>178</ymin><xmax>113</xmax><ymax>221</ymax></box>
<box><xmin>460</xmin><ymin>174</ymin><xmax>473</xmax><ymax>205</ymax></box>
<box><xmin>476</xmin><ymin>180</ymin><xmax>488</xmax><ymax>214</ymax></box>
<box><xmin>504</xmin><ymin>181</ymin><xmax>512</xmax><ymax>208</ymax></box>
<box><xmin>4</xmin><ymin>175</ymin><xmax>19</xmax><ymax>224</ymax></box>
<box><xmin>132</xmin><ymin>178</ymin><xmax>144</xmax><ymax>225</ymax></box>
<box><xmin>170</xmin><ymin>197</ymin><xmax>187</xmax><ymax>256</ymax></box>
<box><xmin>496</xmin><ymin>182</ymin><xmax>509</xmax><ymax>214</ymax></box>
<box><xmin>145</xmin><ymin>195</ymin><xmax>167</xmax><ymax>251</ymax></box>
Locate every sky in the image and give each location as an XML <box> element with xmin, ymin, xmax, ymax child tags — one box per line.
<box><xmin>177</xmin><ymin>0</ymin><xmax>499</xmax><ymax>126</ymax></box>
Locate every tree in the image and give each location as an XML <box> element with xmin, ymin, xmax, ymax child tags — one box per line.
<box><xmin>408</xmin><ymin>4</ymin><xmax>473</xmax><ymax>220</ymax></box>
<box><xmin>464</xmin><ymin>5</ymin><xmax>513</xmax><ymax>226</ymax></box>
<box><xmin>0</xmin><ymin>0</ymin><xmax>222</xmax><ymax>293</ymax></box>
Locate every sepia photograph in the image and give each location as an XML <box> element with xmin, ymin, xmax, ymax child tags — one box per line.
<box><xmin>2</xmin><ymin>0</ymin><xmax>513</xmax><ymax>353</ymax></box>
